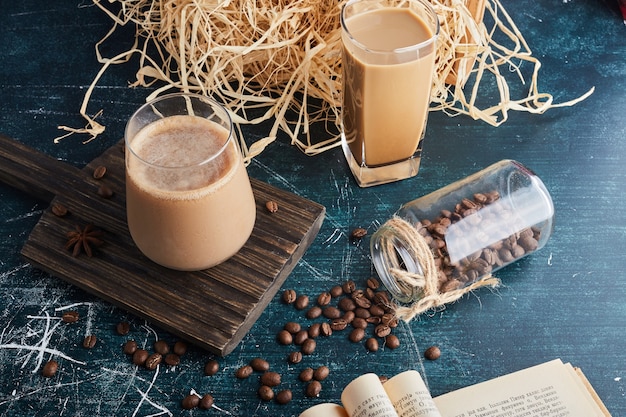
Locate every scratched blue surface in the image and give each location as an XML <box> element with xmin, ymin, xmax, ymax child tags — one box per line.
<box><xmin>1</xmin><ymin>0</ymin><xmax>625</xmax><ymax>416</ymax></box>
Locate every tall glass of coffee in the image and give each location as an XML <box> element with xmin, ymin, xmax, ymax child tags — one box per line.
<box><xmin>340</xmin><ymin>0</ymin><xmax>439</xmax><ymax>187</ymax></box>
<box><xmin>125</xmin><ymin>93</ymin><xmax>256</xmax><ymax>271</ymax></box>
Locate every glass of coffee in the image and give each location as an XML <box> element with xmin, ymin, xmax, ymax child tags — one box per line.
<box><xmin>125</xmin><ymin>93</ymin><xmax>256</xmax><ymax>271</ymax></box>
<box><xmin>340</xmin><ymin>0</ymin><xmax>439</xmax><ymax>187</ymax></box>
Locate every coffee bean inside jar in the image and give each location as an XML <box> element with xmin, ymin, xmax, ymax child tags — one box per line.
<box><xmin>371</xmin><ymin>160</ymin><xmax>554</xmax><ymax>305</ymax></box>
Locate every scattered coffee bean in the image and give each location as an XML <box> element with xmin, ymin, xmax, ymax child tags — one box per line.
<box><xmin>288</xmin><ymin>351</ymin><xmax>303</xmax><ymax>364</ymax></box>
<box><xmin>349</xmin><ymin>328</ymin><xmax>365</xmax><ymax>343</ymax></box>
<box><xmin>299</xmin><ymin>367</ymin><xmax>314</xmax><ymax>382</ymax></box>
<box><xmin>265</xmin><ymin>200</ymin><xmax>279</xmax><ymax>213</ymax></box>
<box><xmin>154</xmin><ymin>340</ymin><xmax>169</xmax><ymax>355</ymax></box>
<box><xmin>379</xmin><ymin>375</ymin><xmax>389</xmax><ymax>384</ymax></box>
<box><xmin>294</xmin><ymin>294</ymin><xmax>310</xmax><ymax>310</ymax></box>
<box><xmin>374</xmin><ymin>324</ymin><xmax>392</xmax><ymax>338</ymax></box>
<box><xmin>284</xmin><ymin>321</ymin><xmax>301</xmax><ymax>334</ymax></box>
<box><xmin>258</xmin><ymin>385</ymin><xmax>274</xmax><ymax>401</ymax></box>
<box><xmin>275</xmin><ymin>389</ymin><xmax>292</xmax><ymax>405</ymax></box>
<box><xmin>352</xmin><ymin>317</ymin><xmax>368</xmax><ymax>329</ymax></box>
<box><xmin>132</xmin><ymin>349</ymin><xmax>149</xmax><ymax>366</ymax></box>
<box><xmin>330</xmin><ymin>318</ymin><xmax>348</xmax><ymax>331</ymax></box>
<box><xmin>308</xmin><ymin>323</ymin><xmax>321</xmax><ymax>338</ymax></box>
<box><xmin>301</xmin><ymin>338</ymin><xmax>316</xmax><ymax>355</ymax></box>
<box><xmin>51</xmin><ymin>202</ymin><xmax>68</xmax><ymax>217</ymax></box>
<box><xmin>97</xmin><ymin>184</ymin><xmax>114</xmax><ymax>198</ymax></box>
<box><xmin>250</xmin><ymin>358</ymin><xmax>270</xmax><ymax>372</ymax></box>
<box><xmin>306</xmin><ymin>306</ymin><xmax>322</xmax><ymax>319</ymax></box>
<box><xmin>306</xmin><ymin>380</ymin><xmax>322</xmax><ymax>398</ymax></box>
<box><xmin>322</xmin><ymin>306</ymin><xmax>341</xmax><ymax>319</ymax></box>
<box><xmin>320</xmin><ymin>322</ymin><xmax>332</xmax><ymax>337</ymax></box>
<box><xmin>199</xmin><ymin>394</ymin><xmax>214</xmax><ymax>410</ymax></box>
<box><xmin>61</xmin><ymin>311</ymin><xmax>79</xmax><ymax>323</ymax></box>
<box><xmin>260</xmin><ymin>371</ymin><xmax>281</xmax><ymax>387</ymax></box>
<box><xmin>342</xmin><ymin>280</ymin><xmax>356</xmax><ymax>294</ymax></box>
<box><xmin>294</xmin><ymin>330</ymin><xmax>309</xmax><ymax>345</ymax></box>
<box><xmin>173</xmin><ymin>341</ymin><xmax>187</xmax><ymax>356</ymax></box>
<box><xmin>164</xmin><ymin>353</ymin><xmax>180</xmax><ymax>366</ymax></box>
<box><xmin>330</xmin><ymin>285</ymin><xmax>344</xmax><ymax>298</ymax></box>
<box><xmin>313</xmin><ymin>365</ymin><xmax>330</xmax><ymax>381</ymax></box>
<box><xmin>204</xmin><ymin>360</ymin><xmax>220</xmax><ymax>376</ymax></box>
<box><xmin>145</xmin><ymin>353</ymin><xmax>162</xmax><ymax>370</ymax></box>
<box><xmin>317</xmin><ymin>292</ymin><xmax>331</xmax><ymax>306</ymax></box>
<box><xmin>385</xmin><ymin>334</ymin><xmax>400</xmax><ymax>349</ymax></box>
<box><xmin>366</xmin><ymin>277</ymin><xmax>380</xmax><ymax>290</ymax></box>
<box><xmin>181</xmin><ymin>394</ymin><xmax>200</xmax><ymax>410</ymax></box>
<box><xmin>123</xmin><ymin>340</ymin><xmax>137</xmax><ymax>355</ymax></box>
<box><xmin>338</xmin><ymin>297</ymin><xmax>356</xmax><ymax>312</ymax></box>
<box><xmin>277</xmin><ymin>330</ymin><xmax>293</xmax><ymax>345</ymax></box>
<box><xmin>42</xmin><ymin>360</ymin><xmax>58</xmax><ymax>378</ymax></box>
<box><xmin>82</xmin><ymin>335</ymin><xmax>97</xmax><ymax>349</ymax></box>
<box><xmin>365</xmin><ymin>337</ymin><xmax>379</xmax><ymax>352</ymax></box>
<box><xmin>282</xmin><ymin>289</ymin><xmax>297</xmax><ymax>304</ymax></box>
<box><xmin>236</xmin><ymin>365</ymin><xmax>254</xmax><ymax>379</ymax></box>
<box><xmin>351</xmin><ymin>227</ymin><xmax>367</xmax><ymax>239</ymax></box>
<box><xmin>93</xmin><ymin>165</ymin><xmax>107</xmax><ymax>179</ymax></box>
<box><xmin>424</xmin><ymin>345</ymin><xmax>441</xmax><ymax>360</ymax></box>
<box><xmin>116</xmin><ymin>321</ymin><xmax>130</xmax><ymax>335</ymax></box>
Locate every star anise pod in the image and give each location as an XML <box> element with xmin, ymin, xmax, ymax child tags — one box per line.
<box><xmin>65</xmin><ymin>224</ymin><xmax>104</xmax><ymax>257</ymax></box>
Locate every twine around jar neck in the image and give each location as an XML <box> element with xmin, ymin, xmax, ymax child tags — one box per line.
<box><xmin>378</xmin><ymin>216</ymin><xmax>501</xmax><ymax>322</ymax></box>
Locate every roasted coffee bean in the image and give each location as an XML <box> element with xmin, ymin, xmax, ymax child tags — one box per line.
<box><xmin>349</xmin><ymin>328</ymin><xmax>365</xmax><ymax>343</ymax></box>
<box><xmin>284</xmin><ymin>321</ymin><xmax>301</xmax><ymax>334</ymax></box>
<box><xmin>260</xmin><ymin>371</ymin><xmax>281</xmax><ymax>387</ymax></box>
<box><xmin>381</xmin><ymin>313</ymin><xmax>398</xmax><ymax>328</ymax></box>
<box><xmin>83</xmin><ymin>335</ymin><xmax>97</xmax><ymax>349</ymax></box>
<box><xmin>330</xmin><ymin>318</ymin><xmax>348</xmax><ymax>331</ymax></box>
<box><xmin>379</xmin><ymin>375</ymin><xmax>389</xmax><ymax>384</ymax></box>
<box><xmin>322</xmin><ymin>306</ymin><xmax>341</xmax><ymax>319</ymax></box>
<box><xmin>250</xmin><ymin>358</ymin><xmax>270</xmax><ymax>372</ymax></box>
<box><xmin>116</xmin><ymin>321</ymin><xmax>130</xmax><ymax>335</ymax></box>
<box><xmin>366</xmin><ymin>277</ymin><xmax>380</xmax><ymax>290</ymax></box>
<box><xmin>236</xmin><ymin>365</ymin><xmax>254</xmax><ymax>379</ymax></box>
<box><xmin>123</xmin><ymin>340</ymin><xmax>137</xmax><ymax>355</ymax></box>
<box><xmin>374</xmin><ymin>324</ymin><xmax>392</xmax><ymax>338</ymax></box>
<box><xmin>258</xmin><ymin>385</ymin><xmax>274</xmax><ymax>401</ymax></box>
<box><xmin>313</xmin><ymin>365</ymin><xmax>330</xmax><ymax>381</ymax></box>
<box><xmin>351</xmin><ymin>317</ymin><xmax>368</xmax><ymax>329</ymax></box>
<box><xmin>132</xmin><ymin>349</ymin><xmax>149</xmax><ymax>366</ymax></box>
<box><xmin>342</xmin><ymin>310</ymin><xmax>355</xmax><ymax>324</ymax></box>
<box><xmin>306</xmin><ymin>306</ymin><xmax>322</xmax><ymax>319</ymax></box>
<box><xmin>277</xmin><ymin>330</ymin><xmax>293</xmax><ymax>345</ymax></box>
<box><xmin>320</xmin><ymin>322</ymin><xmax>333</xmax><ymax>337</ymax></box>
<box><xmin>62</xmin><ymin>311</ymin><xmax>79</xmax><ymax>323</ymax></box>
<box><xmin>342</xmin><ymin>280</ymin><xmax>356</xmax><ymax>294</ymax></box>
<box><xmin>181</xmin><ymin>394</ymin><xmax>200</xmax><ymax>410</ymax></box>
<box><xmin>366</xmin><ymin>316</ymin><xmax>382</xmax><ymax>325</ymax></box>
<box><xmin>42</xmin><ymin>360</ymin><xmax>58</xmax><ymax>378</ymax></box>
<box><xmin>145</xmin><ymin>353</ymin><xmax>162</xmax><ymax>370</ymax></box>
<box><xmin>97</xmin><ymin>184</ymin><xmax>114</xmax><ymax>198</ymax></box>
<box><xmin>385</xmin><ymin>334</ymin><xmax>400</xmax><ymax>349</ymax></box>
<box><xmin>294</xmin><ymin>330</ymin><xmax>309</xmax><ymax>345</ymax></box>
<box><xmin>294</xmin><ymin>294</ymin><xmax>310</xmax><ymax>310</ymax></box>
<box><xmin>173</xmin><ymin>341</ymin><xmax>187</xmax><ymax>356</ymax></box>
<box><xmin>350</xmin><ymin>227</ymin><xmax>367</xmax><ymax>239</ymax></box>
<box><xmin>308</xmin><ymin>323</ymin><xmax>321</xmax><ymax>338</ymax></box>
<box><xmin>299</xmin><ymin>367</ymin><xmax>314</xmax><ymax>382</ymax></box>
<box><xmin>282</xmin><ymin>289</ymin><xmax>297</xmax><ymax>304</ymax></box>
<box><xmin>306</xmin><ymin>380</ymin><xmax>322</xmax><ymax>398</ymax></box>
<box><xmin>164</xmin><ymin>353</ymin><xmax>180</xmax><ymax>366</ymax></box>
<box><xmin>93</xmin><ymin>165</ymin><xmax>107</xmax><ymax>179</ymax></box>
<box><xmin>317</xmin><ymin>291</ymin><xmax>331</xmax><ymax>306</ymax></box>
<box><xmin>424</xmin><ymin>345</ymin><xmax>441</xmax><ymax>360</ymax></box>
<box><xmin>288</xmin><ymin>351</ymin><xmax>303</xmax><ymax>364</ymax></box>
<box><xmin>354</xmin><ymin>307</ymin><xmax>371</xmax><ymax>319</ymax></box>
<box><xmin>51</xmin><ymin>202</ymin><xmax>68</xmax><ymax>217</ymax></box>
<box><xmin>275</xmin><ymin>389</ymin><xmax>292</xmax><ymax>405</ymax></box>
<box><xmin>329</xmin><ymin>285</ymin><xmax>344</xmax><ymax>298</ymax></box>
<box><xmin>338</xmin><ymin>297</ymin><xmax>356</xmax><ymax>312</ymax></box>
<box><xmin>154</xmin><ymin>340</ymin><xmax>169</xmax><ymax>355</ymax></box>
<box><xmin>365</xmin><ymin>337</ymin><xmax>379</xmax><ymax>352</ymax></box>
<box><xmin>301</xmin><ymin>338</ymin><xmax>316</xmax><ymax>355</ymax></box>
<box><xmin>369</xmin><ymin>305</ymin><xmax>385</xmax><ymax>317</ymax></box>
<box><xmin>199</xmin><ymin>394</ymin><xmax>214</xmax><ymax>410</ymax></box>
<box><xmin>265</xmin><ymin>200</ymin><xmax>279</xmax><ymax>213</ymax></box>
<box><xmin>204</xmin><ymin>360</ymin><xmax>220</xmax><ymax>376</ymax></box>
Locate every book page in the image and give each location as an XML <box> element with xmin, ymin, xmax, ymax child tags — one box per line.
<box><xmin>384</xmin><ymin>370</ymin><xmax>442</xmax><ymax>417</ymax></box>
<box><xmin>341</xmin><ymin>373</ymin><xmax>399</xmax><ymax>417</ymax></box>
<box><xmin>432</xmin><ymin>359</ymin><xmax>608</xmax><ymax>417</ymax></box>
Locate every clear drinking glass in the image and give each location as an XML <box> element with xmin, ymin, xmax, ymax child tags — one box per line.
<box><xmin>125</xmin><ymin>93</ymin><xmax>256</xmax><ymax>271</ymax></box>
<box><xmin>340</xmin><ymin>0</ymin><xmax>439</xmax><ymax>187</ymax></box>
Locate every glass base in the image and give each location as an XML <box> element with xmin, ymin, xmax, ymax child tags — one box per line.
<box><xmin>342</xmin><ymin>139</ymin><xmax>422</xmax><ymax>187</ymax></box>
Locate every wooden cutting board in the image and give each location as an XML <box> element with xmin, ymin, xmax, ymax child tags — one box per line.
<box><xmin>0</xmin><ymin>134</ymin><xmax>325</xmax><ymax>356</ymax></box>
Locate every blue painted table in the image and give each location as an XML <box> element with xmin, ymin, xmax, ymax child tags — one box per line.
<box><xmin>1</xmin><ymin>0</ymin><xmax>625</xmax><ymax>415</ymax></box>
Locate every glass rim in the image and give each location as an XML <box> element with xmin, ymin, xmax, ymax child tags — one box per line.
<box><xmin>340</xmin><ymin>0</ymin><xmax>440</xmax><ymax>55</ymax></box>
<box><xmin>124</xmin><ymin>92</ymin><xmax>234</xmax><ymax>170</ymax></box>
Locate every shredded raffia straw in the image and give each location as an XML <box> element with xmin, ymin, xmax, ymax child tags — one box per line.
<box><xmin>57</xmin><ymin>0</ymin><xmax>593</xmax><ymax>157</ymax></box>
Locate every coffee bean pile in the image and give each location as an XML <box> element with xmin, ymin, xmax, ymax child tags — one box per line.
<box><xmin>413</xmin><ymin>191</ymin><xmax>543</xmax><ymax>293</ymax></box>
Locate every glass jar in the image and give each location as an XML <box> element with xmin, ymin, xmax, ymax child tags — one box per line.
<box><xmin>370</xmin><ymin>160</ymin><xmax>554</xmax><ymax>304</ymax></box>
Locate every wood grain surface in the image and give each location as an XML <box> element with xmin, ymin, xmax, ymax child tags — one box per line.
<box><xmin>0</xmin><ymin>134</ymin><xmax>325</xmax><ymax>356</ymax></box>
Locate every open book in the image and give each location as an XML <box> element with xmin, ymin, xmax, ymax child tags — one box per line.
<box><xmin>299</xmin><ymin>359</ymin><xmax>611</xmax><ymax>417</ymax></box>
